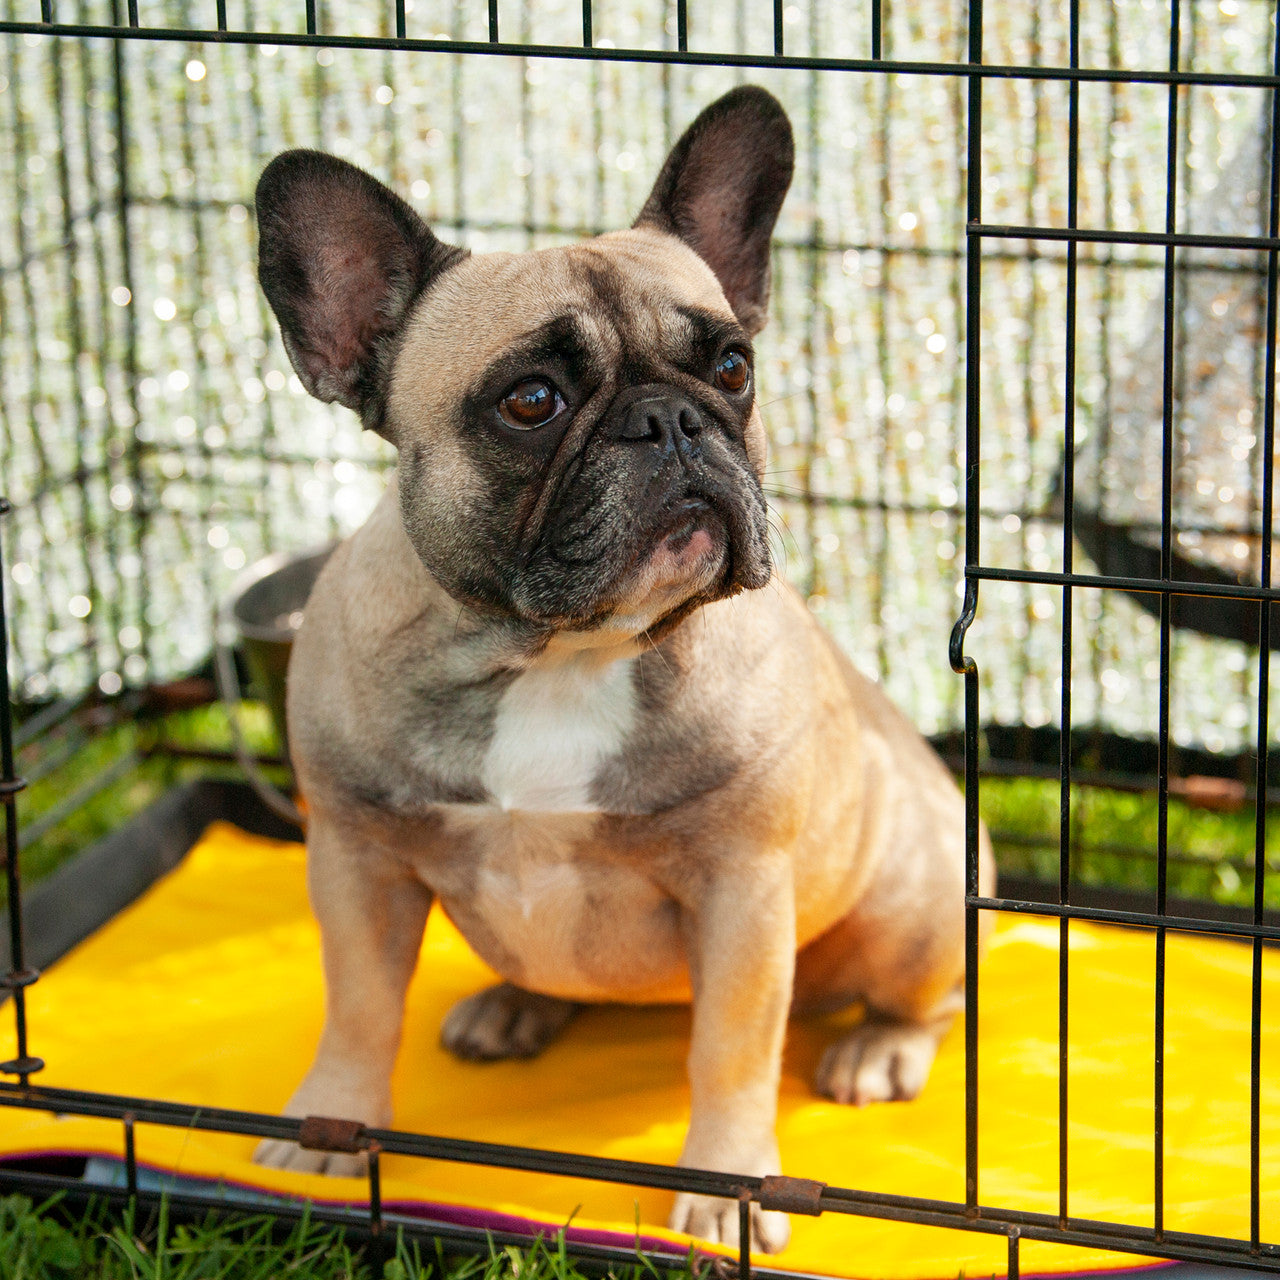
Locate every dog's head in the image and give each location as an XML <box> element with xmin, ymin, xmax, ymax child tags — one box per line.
<box><xmin>256</xmin><ymin>86</ymin><xmax>793</xmax><ymax>645</ymax></box>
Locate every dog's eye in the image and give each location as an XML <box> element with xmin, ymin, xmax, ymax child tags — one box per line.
<box><xmin>498</xmin><ymin>379</ymin><xmax>564</xmax><ymax>429</ymax></box>
<box><xmin>714</xmin><ymin>349</ymin><xmax>751</xmax><ymax>395</ymax></box>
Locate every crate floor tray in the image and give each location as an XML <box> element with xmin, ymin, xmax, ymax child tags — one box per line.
<box><xmin>2</xmin><ymin>796</ymin><xmax>1279</xmax><ymax>1278</ymax></box>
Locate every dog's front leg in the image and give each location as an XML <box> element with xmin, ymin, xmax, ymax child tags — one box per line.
<box><xmin>669</xmin><ymin>856</ymin><xmax>795</xmax><ymax>1255</ymax></box>
<box><xmin>255</xmin><ymin>814</ymin><xmax>433</xmax><ymax>1175</ymax></box>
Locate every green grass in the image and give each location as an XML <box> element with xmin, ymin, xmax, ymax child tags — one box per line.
<box><xmin>982</xmin><ymin>773</ymin><xmax>1280</xmax><ymax>909</ymax></box>
<box><xmin>0</xmin><ymin>1194</ymin><xmax>695</xmax><ymax>1280</ymax></box>
<box><xmin>12</xmin><ymin>701</ymin><xmax>286</xmax><ymax>894</ymax></box>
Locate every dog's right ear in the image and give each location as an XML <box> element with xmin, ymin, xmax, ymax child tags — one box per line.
<box><xmin>256</xmin><ymin>150</ymin><xmax>465</xmax><ymax>431</ymax></box>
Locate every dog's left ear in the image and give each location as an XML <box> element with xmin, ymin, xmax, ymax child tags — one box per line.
<box><xmin>635</xmin><ymin>86</ymin><xmax>794</xmax><ymax>335</ymax></box>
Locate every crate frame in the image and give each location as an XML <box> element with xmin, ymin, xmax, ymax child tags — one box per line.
<box><xmin>5</xmin><ymin>0</ymin><xmax>1280</xmax><ymax>1274</ymax></box>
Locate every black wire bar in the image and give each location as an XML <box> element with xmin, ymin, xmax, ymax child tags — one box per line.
<box><xmin>14</xmin><ymin>215</ymin><xmax>1275</xmax><ymax>282</ymax></box>
<box><xmin>1056</xmin><ymin>0</ymin><xmax>1081</xmax><ymax>1233</ymax></box>
<box><xmin>123</xmin><ymin>1111</ymin><xmax>137</xmax><ymax>1200</ymax></box>
<box><xmin>0</xmin><ymin>502</ymin><xmax>42</xmax><ymax>1086</ymax></box>
<box><xmin>1151</xmin><ymin>0</ymin><xmax>1184</xmax><ymax>1241</ymax></box>
<box><xmin>955</xmin><ymin>0</ymin><xmax>983</xmax><ymax>1221</ymax></box>
<box><xmin>973</xmin><ymin>892</ymin><xmax>1280</xmax><ymax>944</ymax></box>
<box><xmin>0</xmin><ymin>1081</ymin><xmax>1279</xmax><ymax>1271</ymax></box>
<box><xmin>972</xmin><ymin>223</ymin><xmax>1280</xmax><ymax>252</ymax></box>
<box><xmin>967</xmin><ymin>563</ymin><xmax>1280</xmax><ymax>602</ymax></box>
<box><xmin>5</xmin><ymin>18</ymin><xmax>1280</xmax><ymax>88</ymax></box>
<box><xmin>1253</xmin><ymin>9</ymin><xmax>1280</xmax><ymax>1251</ymax></box>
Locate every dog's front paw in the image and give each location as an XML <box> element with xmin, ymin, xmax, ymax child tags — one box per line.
<box><xmin>669</xmin><ymin>1192</ymin><xmax>790</xmax><ymax>1255</ymax></box>
<box><xmin>814</xmin><ymin>1018</ymin><xmax>941</xmax><ymax>1106</ymax></box>
<box><xmin>670</xmin><ymin>1132</ymin><xmax>790</xmax><ymax>1255</ymax></box>
<box><xmin>252</xmin><ymin>1069</ymin><xmax>390</xmax><ymax>1177</ymax></box>
<box><xmin>441</xmin><ymin>982</ymin><xmax>579</xmax><ymax>1061</ymax></box>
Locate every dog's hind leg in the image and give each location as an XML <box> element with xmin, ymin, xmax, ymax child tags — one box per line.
<box><xmin>440</xmin><ymin>983</ymin><xmax>580</xmax><ymax>1061</ymax></box>
<box><xmin>812</xmin><ymin>984</ymin><xmax>963</xmax><ymax>1106</ymax></box>
<box><xmin>794</xmin><ymin>829</ymin><xmax>990</xmax><ymax>1109</ymax></box>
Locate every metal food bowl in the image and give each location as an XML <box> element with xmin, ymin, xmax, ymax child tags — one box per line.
<box><xmin>226</xmin><ymin>545</ymin><xmax>335</xmax><ymax>757</ymax></box>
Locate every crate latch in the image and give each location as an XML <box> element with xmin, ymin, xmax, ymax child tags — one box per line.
<box><xmin>757</xmin><ymin>1175</ymin><xmax>826</xmax><ymax>1215</ymax></box>
<box><xmin>298</xmin><ymin>1115</ymin><xmax>368</xmax><ymax>1153</ymax></box>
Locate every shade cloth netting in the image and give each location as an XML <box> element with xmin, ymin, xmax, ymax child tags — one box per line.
<box><xmin>2</xmin><ymin>822</ymin><xmax>1276</xmax><ymax>1278</ymax></box>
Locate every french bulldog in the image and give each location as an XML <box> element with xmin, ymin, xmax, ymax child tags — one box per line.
<box><xmin>250</xmin><ymin>85</ymin><xmax>994</xmax><ymax>1254</ymax></box>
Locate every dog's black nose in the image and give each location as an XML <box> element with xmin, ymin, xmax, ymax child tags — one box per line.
<box><xmin>612</xmin><ymin>386</ymin><xmax>703</xmax><ymax>459</ymax></box>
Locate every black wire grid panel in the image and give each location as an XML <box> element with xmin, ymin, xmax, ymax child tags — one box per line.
<box><xmin>5</xmin><ymin>1</ymin><xmax>1280</xmax><ymax>1277</ymax></box>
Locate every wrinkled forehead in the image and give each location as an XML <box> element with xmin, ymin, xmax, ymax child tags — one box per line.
<box><xmin>397</xmin><ymin>228</ymin><xmax>740</xmax><ymax>386</ymax></box>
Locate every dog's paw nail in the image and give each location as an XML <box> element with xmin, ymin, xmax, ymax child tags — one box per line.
<box><xmin>754</xmin><ymin>1208</ymin><xmax>791</xmax><ymax>1254</ymax></box>
<box><xmin>253</xmin><ymin>1138</ymin><xmax>288</xmax><ymax>1169</ymax></box>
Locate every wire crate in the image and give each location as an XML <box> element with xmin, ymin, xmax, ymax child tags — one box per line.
<box><xmin>4</xmin><ymin>0</ymin><xmax>1280</xmax><ymax>1273</ymax></box>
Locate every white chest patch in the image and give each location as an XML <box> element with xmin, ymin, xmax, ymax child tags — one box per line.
<box><xmin>480</xmin><ymin>654</ymin><xmax>638</xmax><ymax>811</ymax></box>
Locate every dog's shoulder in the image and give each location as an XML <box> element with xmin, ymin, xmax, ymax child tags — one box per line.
<box><xmin>287</xmin><ymin>474</ymin><xmax>510</xmax><ymax>808</ymax></box>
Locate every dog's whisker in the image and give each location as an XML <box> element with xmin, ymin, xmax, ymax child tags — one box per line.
<box><xmin>759</xmin><ymin>390</ymin><xmax>809</xmax><ymax>410</ymax></box>
<box><xmin>634</xmin><ymin>643</ymin><xmax>650</xmax><ymax>697</ymax></box>
<box><xmin>766</xmin><ymin>513</ymin><xmax>797</xmax><ymax>573</ymax></box>
<box><xmin>765</xmin><ymin>488</ymin><xmax>823</xmax><ymax>504</ymax></box>
<box><xmin>643</xmin><ymin>629</ymin><xmax>674</xmax><ymax>678</ymax></box>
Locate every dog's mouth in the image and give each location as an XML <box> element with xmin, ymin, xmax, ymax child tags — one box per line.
<box><xmin>639</xmin><ymin>498</ymin><xmax>727</xmax><ymax>587</ymax></box>
<box><xmin>597</xmin><ymin>481</ymin><xmax>769</xmax><ymax>624</ymax></box>
<box><xmin>509</xmin><ymin>467</ymin><xmax>769</xmax><ymax>639</ymax></box>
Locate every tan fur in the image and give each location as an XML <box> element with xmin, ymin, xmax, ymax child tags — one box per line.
<box><xmin>254</xmin><ymin>178</ymin><xmax>994</xmax><ymax>1258</ymax></box>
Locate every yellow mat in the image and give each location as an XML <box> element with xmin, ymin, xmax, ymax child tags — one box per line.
<box><xmin>2</xmin><ymin>821</ymin><xmax>1278</xmax><ymax>1278</ymax></box>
